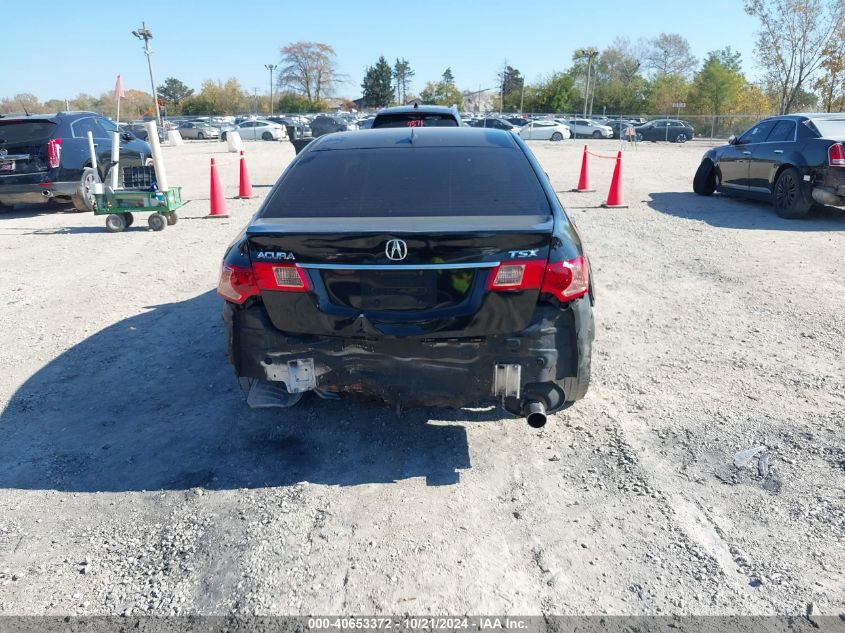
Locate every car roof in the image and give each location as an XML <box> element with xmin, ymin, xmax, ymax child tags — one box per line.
<box><xmin>375</xmin><ymin>105</ymin><xmax>458</xmax><ymax>116</ymax></box>
<box><xmin>306</xmin><ymin>127</ymin><xmax>519</xmax><ymax>151</ymax></box>
<box><xmin>0</xmin><ymin>111</ymin><xmax>98</xmax><ymax>122</ymax></box>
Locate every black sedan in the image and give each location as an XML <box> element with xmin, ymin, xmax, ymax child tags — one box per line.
<box><xmin>605</xmin><ymin>120</ymin><xmax>636</xmax><ymax>139</ymax></box>
<box><xmin>692</xmin><ymin>113</ymin><xmax>845</xmax><ymax>218</ymax></box>
<box><xmin>636</xmin><ymin>119</ymin><xmax>695</xmax><ymax>143</ymax></box>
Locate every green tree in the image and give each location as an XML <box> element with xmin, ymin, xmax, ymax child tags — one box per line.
<box><xmin>181</xmin><ymin>78</ymin><xmax>247</xmax><ymax>115</ymax></box>
<box><xmin>589</xmin><ymin>39</ymin><xmax>648</xmax><ymax>114</ymax></box>
<box><xmin>361</xmin><ymin>56</ymin><xmax>395</xmax><ymax>108</ymax></box>
<box><xmin>393</xmin><ymin>58</ymin><xmax>415</xmax><ymax>104</ymax></box>
<box><xmin>419</xmin><ymin>80</ymin><xmax>463</xmax><ymax>108</ymax></box>
<box><xmin>497</xmin><ymin>64</ymin><xmax>524</xmax><ymax>112</ymax></box>
<box><xmin>646</xmin><ymin>74</ymin><xmax>690</xmax><ymax>113</ymax></box>
<box><xmin>522</xmin><ymin>73</ymin><xmax>578</xmax><ymax>113</ymax></box>
<box><xmin>688</xmin><ymin>49</ymin><xmax>746</xmax><ymax>115</ymax></box>
<box><xmin>276</xmin><ymin>92</ymin><xmax>325</xmax><ymax>113</ymax></box>
<box><xmin>441</xmin><ymin>68</ymin><xmax>455</xmax><ymax>86</ymax></box>
<box><xmin>157</xmin><ymin>77</ymin><xmax>194</xmax><ymax>112</ymax></box>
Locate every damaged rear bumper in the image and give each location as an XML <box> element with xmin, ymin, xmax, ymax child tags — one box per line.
<box><xmin>223</xmin><ymin>299</ymin><xmax>593</xmax><ymax>413</ymax></box>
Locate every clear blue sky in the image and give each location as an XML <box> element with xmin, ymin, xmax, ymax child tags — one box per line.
<box><xmin>1</xmin><ymin>0</ymin><xmax>762</xmax><ymax>101</ymax></box>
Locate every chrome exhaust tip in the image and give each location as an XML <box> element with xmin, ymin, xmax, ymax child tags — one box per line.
<box><xmin>525</xmin><ymin>401</ymin><xmax>547</xmax><ymax>428</ymax></box>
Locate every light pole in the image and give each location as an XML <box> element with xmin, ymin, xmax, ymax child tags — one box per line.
<box><xmin>519</xmin><ymin>77</ymin><xmax>525</xmax><ymax>115</ymax></box>
<box><xmin>131</xmin><ymin>23</ymin><xmax>162</xmax><ymax>127</ymax></box>
<box><xmin>265</xmin><ymin>64</ymin><xmax>277</xmax><ymax>115</ymax></box>
<box><xmin>575</xmin><ymin>48</ymin><xmax>598</xmax><ymax>119</ymax></box>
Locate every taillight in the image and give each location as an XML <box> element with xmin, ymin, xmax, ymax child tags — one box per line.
<box><xmin>252</xmin><ymin>262</ymin><xmax>310</xmax><ymax>292</ymax></box>
<box><xmin>217</xmin><ymin>263</ymin><xmax>259</xmax><ymax>304</ymax></box>
<box><xmin>487</xmin><ymin>260</ymin><xmax>545</xmax><ymax>291</ymax></box>
<box><xmin>47</xmin><ymin>138</ymin><xmax>62</xmax><ymax>169</ymax></box>
<box><xmin>541</xmin><ymin>256</ymin><xmax>590</xmax><ymax>301</ymax></box>
<box><xmin>828</xmin><ymin>143</ymin><xmax>845</xmax><ymax>167</ymax></box>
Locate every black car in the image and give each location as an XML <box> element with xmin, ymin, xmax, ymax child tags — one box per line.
<box><xmin>605</xmin><ymin>120</ymin><xmax>636</xmax><ymax>139</ymax></box>
<box><xmin>693</xmin><ymin>113</ymin><xmax>845</xmax><ymax>218</ymax></box>
<box><xmin>0</xmin><ymin>111</ymin><xmax>151</xmax><ymax>211</ymax></box>
<box><xmin>504</xmin><ymin>116</ymin><xmax>530</xmax><ymax>127</ymax></box>
<box><xmin>636</xmin><ymin>119</ymin><xmax>695</xmax><ymax>143</ymax></box>
<box><xmin>468</xmin><ymin>117</ymin><xmax>519</xmax><ymax>133</ymax></box>
<box><xmin>371</xmin><ymin>104</ymin><xmax>461</xmax><ymax>128</ymax></box>
<box><xmin>217</xmin><ymin>128</ymin><xmax>594</xmax><ymax>427</ymax></box>
<box><xmin>308</xmin><ymin>115</ymin><xmax>353</xmax><ymax>137</ymax></box>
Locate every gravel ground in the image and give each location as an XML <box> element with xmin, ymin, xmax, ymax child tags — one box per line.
<box><xmin>0</xmin><ymin>136</ymin><xmax>843</xmax><ymax>617</ymax></box>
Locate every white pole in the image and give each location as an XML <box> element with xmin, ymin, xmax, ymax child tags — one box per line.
<box><xmin>86</xmin><ymin>131</ymin><xmax>99</xmax><ymax>178</ymax></box>
<box><xmin>144</xmin><ymin>121</ymin><xmax>168</xmax><ymax>192</ymax></box>
<box><xmin>110</xmin><ymin>132</ymin><xmax>120</xmax><ymax>190</ymax></box>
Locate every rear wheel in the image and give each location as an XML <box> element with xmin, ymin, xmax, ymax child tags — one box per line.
<box><xmin>123</xmin><ymin>212</ymin><xmax>134</xmax><ymax>227</ymax></box>
<box><xmin>692</xmin><ymin>160</ymin><xmax>716</xmax><ymax>196</ymax></box>
<box><xmin>71</xmin><ymin>168</ymin><xmax>97</xmax><ymax>213</ymax></box>
<box><xmin>773</xmin><ymin>167</ymin><xmax>811</xmax><ymax>219</ymax></box>
<box><xmin>197</xmin><ymin>132</ymin><xmax>205</xmax><ymax>140</ymax></box>
<box><xmin>675</xmin><ymin>133</ymin><xmax>688</xmax><ymax>143</ymax></box>
<box><xmin>105</xmin><ymin>214</ymin><xmax>127</xmax><ymax>232</ymax></box>
<box><xmin>551</xmin><ymin>132</ymin><xmax>563</xmax><ymax>141</ymax></box>
<box><xmin>166</xmin><ymin>211</ymin><xmax>178</xmax><ymax>225</ymax></box>
<box><xmin>262</xmin><ymin>132</ymin><xmax>273</xmax><ymax>141</ymax></box>
<box><xmin>148</xmin><ymin>212</ymin><xmax>167</xmax><ymax>231</ymax></box>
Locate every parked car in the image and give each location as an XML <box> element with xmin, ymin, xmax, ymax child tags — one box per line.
<box><xmin>309</xmin><ymin>115</ymin><xmax>356</xmax><ymax>137</ymax></box>
<box><xmin>635</xmin><ymin>119</ymin><xmax>695</xmax><ymax>143</ymax></box>
<box><xmin>177</xmin><ymin>121</ymin><xmax>220</xmax><ymax>140</ymax></box>
<box><xmin>692</xmin><ymin>113</ymin><xmax>845</xmax><ymax>218</ymax></box>
<box><xmin>519</xmin><ymin>120</ymin><xmax>571</xmax><ymax>141</ymax></box>
<box><xmin>225</xmin><ymin>119</ymin><xmax>287</xmax><ymax>141</ymax></box>
<box><xmin>468</xmin><ymin>117</ymin><xmax>520</xmax><ymax>133</ymax></box>
<box><xmin>217</xmin><ymin>127</ymin><xmax>594</xmax><ymax>426</ymax></box>
<box><xmin>266</xmin><ymin>116</ymin><xmax>312</xmax><ymax>139</ymax></box>
<box><xmin>371</xmin><ymin>105</ymin><xmax>462</xmax><ymax>128</ymax></box>
<box><xmin>126</xmin><ymin>120</ymin><xmax>167</xmax><ymax>142</ymax></box>
<box><xmin>504</xmin><ymin>116</ymin><xmax>530</xmax><ymax>127</ymax></box>
<box><xmin>563</xmin><ymin>119</ymin><xmax>613</xmax><ymax>139</ymax></box>
<box><xmin>605</xmin><ymin>120</ymin><xmax>637</xmax><ymax>139</ymax></box>
<box><xmin>0</xmin><ymin>111</ymin><xmax>151</xmax><ymax>212</ymax></box>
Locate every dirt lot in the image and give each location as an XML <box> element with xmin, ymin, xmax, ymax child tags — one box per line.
<box><xmin>0</xmin><ymin>136</ymin><xmax>843</xmax><ymax>617</ymax></box>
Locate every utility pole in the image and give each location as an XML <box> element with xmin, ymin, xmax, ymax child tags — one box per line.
<box><xmin>575</xmin><ymin>48</ymin><xmax>598</xmax><ymax>119</ymax></box>
<box><xmin>519</xmin><ymin>78</ymin><xmax>525</xmax><ymax>115</ymax></box>
<box><xmin>131</xmin><ymin>23</ymin><xmax>162</xmax><ymax>127</ymax></box>
<box><xmin>265</xmin><ymin>64</ymin><xmax>277</xmax><ymax>116</ymax></box>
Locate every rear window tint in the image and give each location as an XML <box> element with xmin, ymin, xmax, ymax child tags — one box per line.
<box><xmin>372</xmin><ymin>114</ymin><xmax>458</xmax><ymax>128</ymax></box>
<box><xmin>810</xmin><ymin>118</ymin><xmax>845</xmax><ymax>139</ymax></box>
<box><xmin>0</xmin><ymin>121</ymin><xmax>56</xmax><ymax>145</ymax></box>
<box><xmin>264</xmin><ymin>147</ymin><xmax>550</xmax><ymax>218</ymax></box>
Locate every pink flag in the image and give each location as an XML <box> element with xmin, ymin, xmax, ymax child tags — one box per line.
<box><xmin>114</xmin><ymin>75</ymin><xmax>125</xmax><ymax>100</ymax></box>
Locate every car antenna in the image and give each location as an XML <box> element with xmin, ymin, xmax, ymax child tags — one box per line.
<box><xmin>18</xmin><ymin>99</ymin><xmax>30</xmax><ymax>116</ymax></box>
<box><xmin>410</xmin><ymin>126</ymin><xmax>416</xmax><ymax>144</ymax></box>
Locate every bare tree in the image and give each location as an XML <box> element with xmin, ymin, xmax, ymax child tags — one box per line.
<box><xmin>643</xmin><ymin>33</ymin><xmax>698</xmax><ymax>77</ymax></box>
<box><xmin>745</xmin><ymin>0</ymin><xmax>845</xmax><ymax>114</ymax></box>
<box><xmin>278</xmin><ymin>41</ymin><xmax>339</xmax><ymax>103</ymax></box>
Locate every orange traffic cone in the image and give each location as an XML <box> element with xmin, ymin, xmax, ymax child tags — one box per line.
<box><xmin>236</xmin><ymin>150</ymin><xmax>255</xmax><ymax>199</ymax></box>
<box><xmin>208</xmin><ymin>157</ymin><xmax>229</xmax><ymax>218</ymax></box>
<box><xmin>571</xmin><ymin>145</ymin><xmax>595</xmax><ymax>192</ymax></box>
<box><xmin>602</xmin><ymin>151</ymin><xmax>628</xmax><ymax>208</ymax></box>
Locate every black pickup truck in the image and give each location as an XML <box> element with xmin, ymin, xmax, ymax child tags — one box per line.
<box><xmin>218</xmin><ymin>127</ymin><xmax>594</xmax><ymax>427</ymax></box>
<box><xmin>0</xmin><ymin>111</ymin><xmax>151</xmax><ymax>212</ymax></box>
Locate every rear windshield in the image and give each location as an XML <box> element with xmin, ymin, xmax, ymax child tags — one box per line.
<box><xmin>809</xmin><ymin>118</ymin><xmax>845</xmax><ymax>139</ymax></box>
<box><xmin>264</xmin><ymin>147</ymin><xmax>550</xmax><ymax>218</ymax></box>
<box><xmin>372</xmin><ymin>114</ymin><xmax>459</xmax><ymax>128</ymax></box>
<box><xmin>0</xmin><ymin>121</ymin><xmax>56</xmax><ymax>145</ymax></box>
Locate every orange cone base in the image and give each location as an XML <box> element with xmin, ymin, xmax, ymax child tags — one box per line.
<box><xmin>206</xmin><ymin>213</ymin><xmax>230</xmax><ymax>218</ymax></box>
<box><xmin>571</xmin><ymin>188</ymin><xmax>596</xmax><ymax>193</ymax></box>
<box><xmin>601</xmin><ymin>201</ymin><xmax>628</xmax><ymax>208</ymax></box>
<box><xmin>234</xmin><ymin>195</ymin><xmax>256</xmax><ymax>199</ymax></box>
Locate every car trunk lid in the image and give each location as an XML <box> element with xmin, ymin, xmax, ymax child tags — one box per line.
<box><xmin>0</xmin><ymin>120</ymin><xmax>58</xmax><ymax>177</ymax></box>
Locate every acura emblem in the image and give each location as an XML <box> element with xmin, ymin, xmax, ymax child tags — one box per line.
<box><xmin>385</xmin><ymin>239</ymin><xmax>408</xmax><ymax>261</ymax></box>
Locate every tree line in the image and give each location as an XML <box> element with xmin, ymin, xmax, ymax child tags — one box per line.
<box><xmin>2</xmin><ymin>0</ymin><xmax>843</xmax><ymax>118</ymax></box>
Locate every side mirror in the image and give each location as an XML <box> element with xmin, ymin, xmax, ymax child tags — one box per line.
<box><xmin>728</xmin><ymin>135</ymin><xmax>738</xmax><ymax>145</ymax></box>
<box><xmin>121</xmin><ymin>131</ymin><xmax>135</xmax><ymax>142</ymax></box>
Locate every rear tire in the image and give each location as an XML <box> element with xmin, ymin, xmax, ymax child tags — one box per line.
<box><xmin>262</xmin><ymin>132</ymin><xmax>273</xmax><ymax>141</ymax></box>
<box><xmin>551</xmin><ymin>132</ymin><xmax>563</xmax><ymax>141</ymax></box>
<box><xmin>105</xmin><ymin>214</ymin><xmax>126</xmax><ymax>233</ymax></box>
<box><xmin>71</xmin><ymin>168</ymin><xmax>97</xmax><ymax>213</ymax></box>
<box><xmin>773</xmin><ymin>167</ymin><xmax>811</xmax><ymax>219</ymax></box>
<box><xmin>123</xmin><ymin>212</ymin><xmax>134</xmax><ymax>227</ymax></box>
<box><xmin>675</xmin><ymin>133</ymin><xmax>688</xmax><ymax>143</ymax></box>
<box><xmin>693</xmin><ymin>160</ymin><xmax>717</xmax><ymax>196</ymax></box>
<box><xmin>197</xmin><ymin>132</ymin><xmax>205</xmax><ymax>140</ymax></box>
<box><xmin>166</xmin><ymin>211</ymin><xmax>178</xmax><ymax>225</ymax></box>
<box><xmin>148</xmin><ymin>212</ymin><xmax>167</xmax><ymax>231</ymax></box>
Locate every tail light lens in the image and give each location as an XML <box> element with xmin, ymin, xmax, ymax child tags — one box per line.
<box><xmin>217</xmin><ymin>263</ymin><xmax>259</xmax><ymax>304</ymax></box>
<box><xmin>541</xmin><ymin>256</ymin><xmax>590</xmax><ymax>301</ymax></box>
<box><xmin>252</xmin><ymin>262</ymin><xmax>310</xmax><ymax>292</ymax></box>
<box><xmin>47</xmin><ymin>138</ymin><xmax>62</xmax><ymax>169</ymax></box>
<box><xmin>487</xmin><ymin>256</ymin><xmax>590</xmax><ymax>302</ymax></box>
<box><xmin>828</xmin><ymin>143</ymin><xmax>845</xmax><ymax>167</ymax></box>
<box><xmin>487</xmin><ymin>260</ymin><xmax>545</xmax><ymax>291</ymax></box>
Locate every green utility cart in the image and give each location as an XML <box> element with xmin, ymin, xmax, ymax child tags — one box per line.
<box><xmin>93</xmin><ymin>166</ymin><xmax>183</xmax><ymax>233</ymax></box>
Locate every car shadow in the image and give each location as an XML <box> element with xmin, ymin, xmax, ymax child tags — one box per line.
<box><xmin>0</xmin><ymin>291</ymin><xmax>478</xmax><ymax>491</ymax></box>
<box><xmin>0</xmin><ymin>201</ymin><xmax>80</xmax><ymax>219</ymax></box>
<box><xmin>648</xmin><ymin>191</ymin><xmax>845</xmax><ymax>231</ymax></box>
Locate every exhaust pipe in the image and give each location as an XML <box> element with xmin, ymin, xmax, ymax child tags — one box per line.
<box><xmin>525</xmin><ymin>401</ymin><xmax>547</xmax><ymax>428</ymax></box>
<box><xmin>41</xmin><ymin>189</ymin><xmax>54</xmax><ymax>198</ymax></box>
